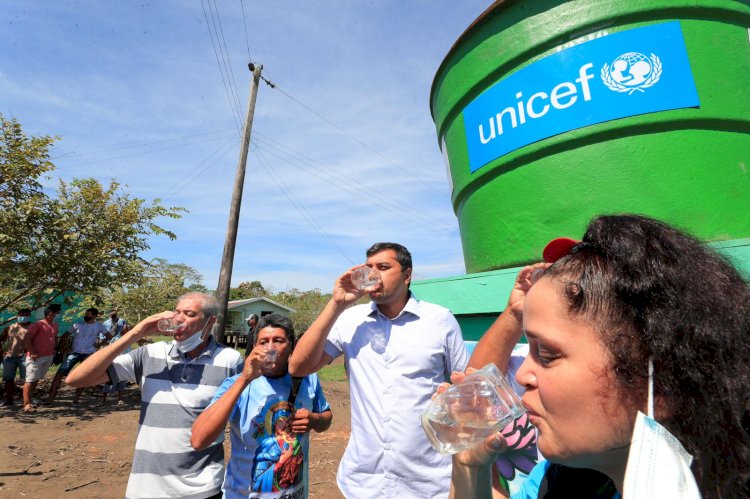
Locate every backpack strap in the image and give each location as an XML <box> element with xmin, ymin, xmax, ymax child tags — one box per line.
<box><xmin>287</xmin><ymin>376</ymin><xmax>304</xmax><ymax>408</ymax></box>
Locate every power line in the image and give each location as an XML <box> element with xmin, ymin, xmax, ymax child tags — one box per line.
<box><xmin>209</xmin><ymin>0</ymin><xmax>244</xmax><ymax>126</ymax></box>
<box><xmin>239</xmin><ymin>0</ymin><xmax>252</xmax><ymax>60</ymax></box>
<box><xmin>262</xmin><ymin>76</ymin><xmax>445</xmax><ymax>195</ymax></box>
<box><xmin>54</xmin><ymin>132</ymin><xmax>236</xmax><ymax>169</ymax></box>
<box><xmin>253</xmin><ymin>148</ymin><xmax>355</xmax><ymax>265</ymax></box>
<box><xmin>50</xmin><ymin>128</ymin><xmax>236</xmax><ymax>160</ymax></box>
<box><xmin>160</xmin><ymin>134</ymin><xmax>239</xmax><ymax>202</ymax></box>
<box><xmin>201</xmin><ymin>0</ymin><xmax>242</xmax><ymax>133</ymax></box>
<box><xmin>252</xmin><ymin>130</ymin><xmax>453</xmax><ymax>228</ymax></box>
<box><xmin>250</xmin><ymin>132</ymin><xmax>455</xmax><ymax>232</ymax></box>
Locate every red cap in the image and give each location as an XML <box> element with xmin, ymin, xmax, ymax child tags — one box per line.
<box><xmin>542</xmin><ymin>237</ymin><xmax>580</xmax><ymax>263</ymax></box>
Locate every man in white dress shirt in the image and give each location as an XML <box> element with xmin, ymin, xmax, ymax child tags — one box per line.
<box><xmin>290</xmin><ymin>242</ymin><xmax>469</xmax><ymax>499</ymax></box>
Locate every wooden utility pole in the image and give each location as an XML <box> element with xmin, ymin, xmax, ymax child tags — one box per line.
<box><xmin>214</xmin><ymin>63</ymin><xmax>262</xmax><ymax>344</ymax></box>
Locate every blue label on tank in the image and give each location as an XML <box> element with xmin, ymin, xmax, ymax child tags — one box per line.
<box><xmin>463</xmin><ymin>21</ymin><xmax>700</xmax><ymax>173</ymax></box>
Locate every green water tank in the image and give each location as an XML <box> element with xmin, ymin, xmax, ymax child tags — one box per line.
<box><xmin>431</xmin><ymin>0</ymin><xmax>750</xmax><ymax>273</ymax></box>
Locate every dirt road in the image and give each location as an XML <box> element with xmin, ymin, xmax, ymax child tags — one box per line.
<box><xmin>0</xmin><ymin>376</ymin><xmax>349</xmax><ymax>498</ymax></box>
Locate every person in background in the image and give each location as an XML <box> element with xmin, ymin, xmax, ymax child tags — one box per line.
<box><xmin>23</xmin><ymin>306</ymin><xmax>59</xmax><ymax>412</ymax></box>
<box><xmin>103</xmin><ymin>308</ymin><xmax>129</xmax><ymax>343</ymax></box>
<box><xmin>243</xmin><ymin>314</ymin><xmax>259</xmax><ymax>357</ymax></box>
<box><xmin>100</xmin><ymin>308</ymin><xmax>131</xmax><ymax>405</ymax></box>
<box><xmin>47</xmin><ymin>307</ymin><xmax>110</xmax><ymax>405</ymax></box>
<box><xmin>66</xmin><ymin>292</ymin><xmax>243</xmax><ymax>499</ymax></box>
<box><xmin>192</xmin><ymin>314</ymin><xmax>332</xmax><ymax>498</ymax></box>
<box><xmin>449</xmin><ymin>214</ymin><xmax>750</xmax><ymax>499</ymax></box>
<box><xmin>290</xmin><ymin>242</ymin><xmax>469</xmax><ymax>498</ymax></box>
<box><xmin>0</xmin><ymin>308</ymin><xmax>32</xmax><ymax>407</ymax></box>
<box><xmin>22</xmin><ymin>306</ymin><xmax>60</xmax><ymax>412</ymax></box>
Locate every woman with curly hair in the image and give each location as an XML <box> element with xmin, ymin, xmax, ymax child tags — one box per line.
<box><xmin>449</xmin><ymin>214</ymin><xmax>749</xmax><ymax>498</ymax></box>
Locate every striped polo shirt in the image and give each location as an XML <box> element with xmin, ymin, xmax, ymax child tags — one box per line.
<box><xmin>108</xmin><ymin>337</ymin><xmax>243</xmax><ymax>499</ymax></box>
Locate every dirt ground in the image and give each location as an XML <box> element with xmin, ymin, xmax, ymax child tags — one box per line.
<box><xmin>0</xmin><ymin>365</ymin><xmax>349</xmax><ymax>499</ymax></box>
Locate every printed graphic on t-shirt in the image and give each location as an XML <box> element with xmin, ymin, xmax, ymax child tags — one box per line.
<box><xmin>251</xmin><ymin>400</ymin><xmax>304</xmax><ymax>494</ymax></box>
<box><xmin>493</xmin><ymin>412</ymin><xmax>538</xmax><ymax>495</ymax></box>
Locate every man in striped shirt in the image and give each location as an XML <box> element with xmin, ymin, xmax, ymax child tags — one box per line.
<box><xmin>67</xmin><ymin>292</ymin><xmax>243</xmax><ymax>498</ymax></box>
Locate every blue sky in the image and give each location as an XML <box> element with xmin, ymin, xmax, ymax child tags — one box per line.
<box><xmin>2</xmin><ymin>1</ymin><xmax>489</xmax><ymax>292</ymax></box>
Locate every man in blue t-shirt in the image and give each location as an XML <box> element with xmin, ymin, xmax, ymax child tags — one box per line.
<box><xmin>102</xmin><ymin>309</ymin><xmax>129</xmax><ymax>343</ymax></box>
<box><xmin>192</xmin><ymin>314</ymin><xmax>332</xmax><ymax>499</ymax></box>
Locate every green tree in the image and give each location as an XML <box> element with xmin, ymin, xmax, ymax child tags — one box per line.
<box><xmin>0</xmin><ymin>114</ymin><xmax>185</xmax><ymax>325</ymax></box>
<box><xmin>102</xmin><ymin>259</ymin><xmax>206</xmax><ymax>322</ymax></box>
<box><xmin>0</xmin><ymin>116</ymin><xmax>56</xmax><ymax>315</ymax></box>
<box><xmin>229</xmin><ymin>280</ymin><xmax>268</xmax><ymax>300</ymax></box>
<box><xmin>272</xmin><ymin>287</ymin><xmax>331</xmax><ymax>334</ymax></box>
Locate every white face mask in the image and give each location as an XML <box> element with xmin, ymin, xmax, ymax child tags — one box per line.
<box><xmin>622</xmin><ymin>359</ymin><xmax>701</xmax><ymax>498</ymax></box>
<box><xmin>174</xmin><ymin>319</ymin><xmax>210</xmax><ymax>354</ymax></box>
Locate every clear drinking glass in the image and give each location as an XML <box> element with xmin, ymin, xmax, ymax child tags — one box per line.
<box><xmin>351</xmin><ymin>266</ymin><xmax>381</xmax><ymax>291</ymax></box>
<box><xmin>157</xmin><ymin>317</ymin><xmax>184</xmax><ymax>333</ymax></box>
<box><xmin>421</xmin><ymin>363</ymin><xmax>526</xmax><ymax>455</ymax></box>
<box><xmin>261</xmin><ymin>349</ymin><xmax>278</xmax><ymax>370</ymax></box>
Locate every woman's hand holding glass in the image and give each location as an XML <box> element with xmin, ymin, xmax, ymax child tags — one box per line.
<box><xmin>436</xmin><ymin>372</ymin><xmax>509</xmax><ymax>467</ymax></box>
<box><xmin>423</xmin><ymin>364</ymin><xmax>524</xmax><ymax>456</ymax></box>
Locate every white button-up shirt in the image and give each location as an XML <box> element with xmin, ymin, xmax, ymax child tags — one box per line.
<box><xmin>324</xmin><ymin>294</ymin><xmax>469</xmax><ymax>499</ymax></box>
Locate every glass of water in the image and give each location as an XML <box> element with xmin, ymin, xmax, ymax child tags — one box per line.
<box><xmin>157</xmin><ymin>317</ymin><xmax>184</xmax><ymax>333</ymax></box>
<box><xmin>421</xmin><ymin>363</ymin><xmax>526</xmax><ymax>455</ymax></box>
<box><xmin>351</xmin><ymin>266</ymin><xmax>381</xmax><ymax>291</ymax></box>
<box><xmin>261</xmin><ymin>349</ymin><xmax>278</xmax><ymax>371</ymax></box>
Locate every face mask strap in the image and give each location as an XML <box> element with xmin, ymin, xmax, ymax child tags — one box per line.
<box><xmin>648</xmin><ymin>356</ymin><xmax>654</xmax><ymax>418</ymax></box>
<box><xmin>199</xmin><ymin>317</ymin><xmax>213</xmax><ymax>341</ymax></box>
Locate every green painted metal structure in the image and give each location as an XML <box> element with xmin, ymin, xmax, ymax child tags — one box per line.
<box><xmin>431</xmin><ymin>0</ymin><xmax>750</xmax><ymax>273</ymax></box>
<box><xmin>0</xmin><ymin>292</ymin><xmax>81</xmax><ymax>336</ymax></box>
<box><xmin>412</xmin><ymin>239</ymin><xmax>750</xmax><ymax>341</ymax></box>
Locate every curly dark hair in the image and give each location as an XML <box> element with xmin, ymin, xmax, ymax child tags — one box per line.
<box><xmin>543</xmin><ymin>214</ymin><xmax>750</xmax><ymax>498</ymax></box>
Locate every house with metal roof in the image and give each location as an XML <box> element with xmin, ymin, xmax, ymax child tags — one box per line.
<box><xmin>226</xmin><ymin>297</ymin><xmax>295</xmax><ymax>336</ymax></box>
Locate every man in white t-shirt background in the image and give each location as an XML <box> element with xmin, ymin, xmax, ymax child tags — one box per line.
<box><xmin>47</xmin><ymin>307</ymin><xmax>109</xmax><ymax>405</ymax></box>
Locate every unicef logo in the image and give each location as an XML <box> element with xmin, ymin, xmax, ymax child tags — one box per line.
<box><xmin>601</xmin><ymin>52</ymin><xmax>662</xmax><ymax>94</ymax></box>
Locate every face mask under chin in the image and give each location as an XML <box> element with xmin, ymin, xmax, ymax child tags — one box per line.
<box><xmin>174</xmin><ymin>319</ymin><xmax>211</xmax><ymax>353</ymax></box>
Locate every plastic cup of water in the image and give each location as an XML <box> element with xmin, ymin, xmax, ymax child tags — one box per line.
<box><xmin>421</xmin><ymin>363</ymin><xmax>526</xmax><ymax>455</ymax></box>
<box><xmin>351</xmin><ymin>266</ymin><xmax>381</xmax><ymax>291</ymax></box>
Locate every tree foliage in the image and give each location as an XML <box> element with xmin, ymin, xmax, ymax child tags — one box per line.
<box><xmin>272</xmin><ymin>287</ymin><xmax>331</xmax><ymax>335</ymax></box>
<box><xmin>101</xmin><ymin>259</ymin><xmax>207</xmax><ymax>322</ymax></box>
<box><xmin>0</xmin><ymin>114</ymin><xmax>185</xmax><ymax>323</ymax></box>
<box><xmin>229</xmin><ymin>280</ymin><xmax>267</xmax><ymax>300</ymax></box>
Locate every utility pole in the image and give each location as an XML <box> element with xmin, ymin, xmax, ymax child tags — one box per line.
<box><xmin>214</xmin><ymin>62</ymin><xmax>262</xmax><ymax>344</ymax></box>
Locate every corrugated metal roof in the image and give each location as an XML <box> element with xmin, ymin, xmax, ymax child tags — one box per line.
<box><xmin>227</xmin><ymin>297</ymin><xmax>295</xmax><ymax>313</ymax></box>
